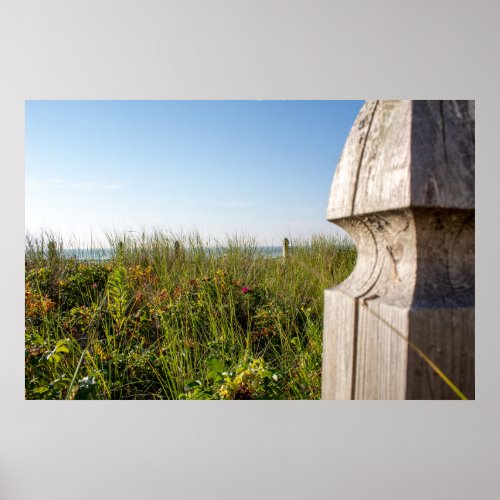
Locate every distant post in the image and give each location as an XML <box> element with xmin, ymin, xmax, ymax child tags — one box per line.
<box><xmin>322</xmin><ymin>100</ymin><xmax>475</xmax><ymax>399</ymax></box>
<box><xmin>282</xmin><ymin>238</ymin><xmax>290</xmax><ymax>259</ymax></box>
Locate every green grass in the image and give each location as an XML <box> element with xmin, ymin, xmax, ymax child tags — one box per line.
<box><xmin>25</xmin><ymin>231</ymin><xmax>356</xmax><ymax>400</ymax></box>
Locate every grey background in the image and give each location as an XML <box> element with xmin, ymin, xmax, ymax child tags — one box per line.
<box><xmin>0</xmin><ymin>1</ymin><xmax>497</xmax><ymax>499</ymax></box>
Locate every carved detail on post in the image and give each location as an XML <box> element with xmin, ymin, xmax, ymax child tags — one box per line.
<box><xmin>322</xmin><ymin>100</ymin><xmax>475</xmax><ymax>400</ymax></box>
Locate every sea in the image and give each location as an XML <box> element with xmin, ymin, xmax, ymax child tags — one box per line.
<box><xmin>62</xmin><ymin>246</ymin><xmax>284</xmax><ymax>261</ymax></box>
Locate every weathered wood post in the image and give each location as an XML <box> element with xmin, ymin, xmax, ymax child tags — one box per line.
<box><xmin>282</xmin><ymin>238</ymin><xmax>290</xmax><ymax>260</ymax></box>
<box><xmin>282</xmin><ymin>238</ymin><xmax>290</xmax><ymax>259</ymax></box>
<box><xmin>322</xmin><ymin>100</ymin><xmax>475</xmax><ymax>400</ymax></box>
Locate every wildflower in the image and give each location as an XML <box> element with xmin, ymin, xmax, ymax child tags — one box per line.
<box><xmin>241</xmin><ymin>287</ymin><xmax>251</xmax><ymax>294</ymax></box>
<box><xmin>92</xmin><ymin>283</ymin><xmax>98</xmax><ymax>289</ymax></box>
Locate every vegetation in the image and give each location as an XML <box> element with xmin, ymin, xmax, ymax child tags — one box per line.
<box><xmin>25</xmin><ymin>231</ymin><xmax>356</xmax><ymax>400</ymax></box>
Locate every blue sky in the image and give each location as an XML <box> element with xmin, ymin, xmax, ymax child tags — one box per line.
<box><xmin>25</xmin><ymin>100</ymin><xmax>364</xmax><ymax>246</ymax></box>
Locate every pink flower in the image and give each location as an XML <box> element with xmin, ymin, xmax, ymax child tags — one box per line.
<box><xmin>92</xmin><ymin>283</ymin><xmax>98</xmax><ymax>289</ymax></box>
<box><xmin>241</xmin><ymin>287</ymin><xmax>250</xmax><ymax>294</ymax></box>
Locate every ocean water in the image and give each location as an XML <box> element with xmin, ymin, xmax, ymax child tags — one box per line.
<box><xmin>62</xmin><ymin>246</ymin><xmax>283</xmax><ymax>261</ymax></box>
<box><xmin>62</xmin><ymin>248</ymin><xmax>114</xmax><ymax>261</ymax></box>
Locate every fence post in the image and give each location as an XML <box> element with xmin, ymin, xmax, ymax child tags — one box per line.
<box><xmin>322</xmin><ymin>100</ymin><xmax>475</xmax><ymax>400</ymax></box>
<box><xmin>282</xmin><ymin>238</ymin><xmax>290</xmax><ymax>259</ymax></box>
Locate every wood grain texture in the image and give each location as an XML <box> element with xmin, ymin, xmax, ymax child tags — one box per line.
<box><xmin>411</xmin><ymin>100</ymin><xmax>475</xmax><ymax>209</ymax></box>
<box><xmin>355</xmin><ymin>302</ymin><xmax>408</xmax><ymax>400</ymax></box>
<box><xmin>322</xmin><ymin>100</ymin><xmax>475</xmax><ymax>400</ymax></box>
<box><xmin>322</xmin><ymin>290</ymin><xmax>356</xmax><ymax>400</ymax></box>
<box><xmin>406</xmin><ymin>307</ymin><xmax>474</xmax><ymax>399</ymax></box>
<box><xmin>327</xmin><ymin>100</ymin><xmax>412</xmax><ymax>219</ymax></box>
<box><xmin>326</xmin><ymin>100</ymin><xmax>475</xmax><ymax>219</ymax></box>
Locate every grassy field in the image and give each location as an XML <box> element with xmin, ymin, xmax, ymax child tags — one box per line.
<box><xmin>25</xmin><ymin>231</ymin><xmax>356</xmax><ymax>400</ymax></box>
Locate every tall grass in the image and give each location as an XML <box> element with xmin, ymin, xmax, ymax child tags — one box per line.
<box><xmin>25</xmin><ymin>230</ymin><xmax>356</xmax><ymax>400</ymax></box>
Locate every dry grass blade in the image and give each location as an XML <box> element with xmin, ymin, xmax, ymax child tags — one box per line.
<box><xmin>362</xmin><ymin>304</ymin><xmax>469</xmax><ymax>401</ymax></box>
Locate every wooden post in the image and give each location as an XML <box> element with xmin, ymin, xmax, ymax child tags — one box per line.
<box><xmin>322</xmin><ymin>100</ymin><xmax>475</xmax><ymax>400</ymax></box>
<box><xmin>282</xmin><ymin>238</ymin><xmax>290</xmax><ymax>259</ymax></box>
